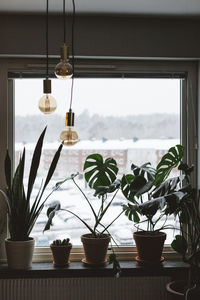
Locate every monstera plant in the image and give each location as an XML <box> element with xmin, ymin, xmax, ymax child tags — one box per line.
<box><xmin>45</xmin><ymin>153</ymin><xmax>122</xmax><ymax>276</ymax></box>
<box><xmin>121</xmin><ymin>145</ymin><xmax>184</xmax><ymax>264</ymax></box>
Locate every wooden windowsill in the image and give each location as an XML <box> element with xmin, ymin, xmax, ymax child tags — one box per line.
<box><xmin>0</xmin><ymin>260</ymin><xmax>189</xmax><ymax>279</ymax></box>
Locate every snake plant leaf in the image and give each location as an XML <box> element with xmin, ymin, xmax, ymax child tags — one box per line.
<box><xmin>171</xmin><ymin>235</ymin><xmax>187</xmax><ymax>255</ymax></box>
<box><xmin>42</xmin><ymin>144</ymin><xmax>63</xmax><ymax>191</ymax></box>
<box><xmin>122</xmin><ymin>204</ymin><xmax>140</xmax><ymax>223</ymax></box>
<box><xmin>27</xmin><ymin>127</ymin><xmax>47</xmax><ymax>202</ymax></box>
<box><xmin>12</xmin><ymin>149</ymin><xmax>25</xmax><ymax>210</ymax></box>
<box><xmin>4</xmin><ymin>150</ymin><xmax>11</xmax><ymax>192</ymax></box>
<box><xmin>154</xmin><ymin>145</ymin><xmax>184</xmax><ymax>186</ymax></box>
<box><xmin>84</xmin><ymin>154</ymin><xmax>118</xmax><ymax>189</ymax></box>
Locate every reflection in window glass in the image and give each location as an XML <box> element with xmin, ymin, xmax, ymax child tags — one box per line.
<box><xmin>15</xmin><ymin>78</ymin><xmax>180</xmax><ymax>247</ymax></box>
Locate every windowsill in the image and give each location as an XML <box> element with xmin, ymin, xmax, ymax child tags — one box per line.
<box><xmin>0</xmin><ymin>260</ymin><xmax>189</xmax><ymax>279</ymax></box>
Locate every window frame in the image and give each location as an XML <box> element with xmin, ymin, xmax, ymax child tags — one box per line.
<box><xmin>0</xmin><ymin>57</ymin><xmax>198</xmax><ymax>262</ymax></box>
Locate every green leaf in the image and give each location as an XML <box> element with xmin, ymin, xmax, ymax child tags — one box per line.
<box><xmin>171</xmin><ymin>235</ymin><xmax>187</xmax><ymax>255</ymax></box>
<box><xmin>84</xmin><ymin>154</ymin><xmax>118</xmax><ymax>189</ymax></box>
<box><xmin>154</xmin><ymin>145</ymin><xmax>184</xmax><ymax>186</ymax></box>
<box><xmin>42</xmin><ymin>144</ymin><xmax>63</xmax><ymax>190</ymax></box>
<box><xmin>131</xmin><ymin>162</ymin><xmax>156</xmax><ymax>181</ymax></box>
<box><xmin>139</xmin><ymin>197</ymin><xmax>165</xmax><ymax>217</ymax></box>
<box><xmin>27</xmin><ymin>127</ymin><xmax>47</xmax><ymax>202</ymax></box>
<box><xmin>4</xmin><ymin>150</ymin><xmax>11</xmax><ymax>192</ymax></box>
<box><xmin>121</xmin><ymin>174</ymin><xmax>138</xmax><ymax>202</ymax></box>
<box><xmin>122</xmin><ymin>204</ymin><xmax>140</xmax><ymax>223</ymax></box>
<box><xmin>44</xmin><ymin>203</ymin><xmax>61</xmax><ymax>232</ymax></box>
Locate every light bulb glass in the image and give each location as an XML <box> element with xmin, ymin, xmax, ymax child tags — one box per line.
<box><xmin>55</xmin><ymin>60</ymin><xmax>73</xmax><ymax>79</ymax></box>
<box><xmin>38</xmin><ymin>94</ymin><xmax>57</xmax><ymax>114</ymax></box>
<box><xmin>60</xmin><ymin>126</ymin><xmax>78</xmax><ymax>146</ymax></box>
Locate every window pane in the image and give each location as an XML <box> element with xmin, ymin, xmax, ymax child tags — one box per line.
<box><xmin>15</xmin><ymin>78</ymin><xmax>180</xmax><ymax>247</ymax></box>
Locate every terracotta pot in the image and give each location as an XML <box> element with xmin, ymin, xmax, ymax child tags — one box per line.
<box><xmin>133</xmin><ymin>231</ymin><xmax>166</xmax><ymax>264</ymax></box>
<box><xmin>5</xmin><ymin>237</ymin><xmax>35</xmax><ymax>269</ymax></box>
<box><xmin>81</xmin><ymin>234</ymin><xmax>110</xmax><ymax>265</ymax></box>
<box><xmin>166</xmin><ymin>281</ymin><xmax>185</xmax><ymax>300</ymax></box>
<box><xmin>50</xmin><ymin>243</ymin><xmax>72</xmax><ymax>267</ymax></box>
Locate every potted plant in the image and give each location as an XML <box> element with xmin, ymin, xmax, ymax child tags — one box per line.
<box><xmin>0</xmin><ymin>127</ymin><xmax>63</xmax><ymax>269</ymax></box>
<box><xmin>129</xmin><ymin>147</ymin><xmax>200</xmax><ymax>298</ymax></box>
<box><xmin>44</xmin><ymin>154</ymin><xmax>122</xmax><ymax>276</ymax></box>
<box><xmin>163</xmin><ymin>163</ymin><xmax>200</xmax><ymax>299</ymax></box>
<box><xmin>50</xmin><ymin>238</ymin><xmax>72</xmax><ymax>267</ymax></box>
<box><xmin>122</xmin><ymin>145</ymin><xmax>184</xmax><ymax>264</ymax></box>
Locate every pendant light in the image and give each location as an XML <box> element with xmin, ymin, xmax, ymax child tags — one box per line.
<box><xmin>60</xmin><ymin>0</ymin><xmax>78</xmax><ymax>146</ymax></box>
<box><xmin>38</xmin><ymin>0</ymin><xmax>57</xmax><ymax>114</ymax></box>
<box><xmin>55</xmin><ymin>0</ymin><xmax>73</xmax><ymax>79</ymax></box>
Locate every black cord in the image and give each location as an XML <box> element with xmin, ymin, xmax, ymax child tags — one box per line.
<box><xmin>63</xmin><ymin>0</ymin><xmax>66</xmax><ymax>44</ymax></box>
<box><xmin>71</xmin><ymin>0</ymin><xmax>75</xmax><ymax>75</ymax></box>
<box><xmin>46</xmin><ymin>0</ymin><xmax>49</xmax><ymax>78</ymax></box>
<box><xmin>69</xmin><ymin>0</ymin><xmax>76</xmax><ymax>110</ymax></box>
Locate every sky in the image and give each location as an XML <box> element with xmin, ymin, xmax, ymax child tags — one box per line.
<box><xmin>15</xmin><ymin>78</ymin><xmax>180</xmax><ymax>117</ymax></box>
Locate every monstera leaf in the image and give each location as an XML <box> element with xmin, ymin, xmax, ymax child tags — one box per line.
<box><xmin>131</xmin><ymin>162</ymin><xmax>156</xmax><ymax>181</ymax></box>
<box><xmin>154</xmin><ymin>145</ymin><xmax>184</xmax><ymax>186</ymax></box>
<box><xmin>121</xmin><ymin>163</ymin><xmax>155</xmax><ymax>202</ymax></box>
<box><xmin>121</xmin><ymin>174</ymin><xmax>137</xmax><ymax>203</ymax></box>
<box><xmin>122</xmin><ymin>203</ymin><xmax>140</xmax><ymax>223</ymax></box>
<box><xmin>84</xmin><ymin>154</ymin><xmax>118</xmax><ymax>189</ymax></box>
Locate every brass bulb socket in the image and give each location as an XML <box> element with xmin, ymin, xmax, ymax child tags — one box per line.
<box><xmin>61</xmin><ymin>43</ymin><xmax>68</xmax><ymax>61</ymax></box>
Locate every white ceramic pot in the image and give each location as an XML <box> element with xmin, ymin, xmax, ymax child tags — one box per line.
<box><xmin>5</xmin><ymin>238</ymin><xmax>35</xmax><ymax>269</ymax></box>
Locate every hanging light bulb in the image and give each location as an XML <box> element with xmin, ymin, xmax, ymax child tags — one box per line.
<box><xmin>55</xmin><ymin>0</ymin><xmax>73</xmax><ymax>79</ymax></box>
<box><xmin>39</xmin><ymin>0</ymin><xmax>57</xmax><ymax>114</ymax></box>
<box><xmin>60</xmin><ymin>109</ymin><xmax>78</xmax><ymax>146</ymax></box>
<box><xmin>55</xmin><ymin>43</ymin><xmax>73</xmax><ymax>79</ymax></box>
<box><xmin>59</xmin><ymin>0</ymin><xmax>78</xmax><ymax>146</ymax></box>
<box><xmin>38</xmin><ymin>78</ymin><xmax>56</xmax><ymax>114</ymax></box>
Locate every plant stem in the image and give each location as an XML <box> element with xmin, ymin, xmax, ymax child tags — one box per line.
<box><xmin>101</xmin><ymin>210</ymin><xmax>124</xmax><ymax>234</ymax></box>
<box><xmin>72</xmin><ymin>178</ymin><xmax>98</xmax><ymax>221</ymax></box>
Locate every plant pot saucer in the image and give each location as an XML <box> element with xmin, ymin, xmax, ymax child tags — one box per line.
<box><xmin>135</xmin><ymin>256</ymin><xmax>164</xmax><ymax>265</ymax></box>
<box><xmin>53</xmin><ymin>260</ymin><xmax>70</xmax><ymax>268</ymax></box>
<box><xmin>82</xmin><ymin>258</ymin><xmax>107</xmax><ymax>267</ymax></box>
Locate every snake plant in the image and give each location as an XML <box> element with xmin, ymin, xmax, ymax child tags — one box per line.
<box><xmin>0</xmin><ymin>127</ymin><xmax>63</xmax><ymax>241</ymax></box>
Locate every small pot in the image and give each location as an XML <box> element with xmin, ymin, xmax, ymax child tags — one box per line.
<box><xmin>133</xmin><ymin>231</ymin><xmax>166</xmax><ymax>264</ymax></box>
<box><xmin>50</xmin><ymin>243</ymin><xmax>72</xmax><ymax>267</ymax></box>
<box><xmin>81</xmin><ymin>234</ymin><xmax>110</xmax><ymax>265</ymax></box>
<box><xmin>5</xmin><ymin>237</ymin><xmax>35</xmax><ymax>269</ymax></box>
<box><xmin>166</xmin><ymin>281</ymin><xmax>185</xmax><ymax>300</ymax></box>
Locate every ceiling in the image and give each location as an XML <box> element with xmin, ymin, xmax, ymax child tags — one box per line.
<box><xmin>1</xmin><ymin>0</ymin><xmax>200</xmax><ymax>16</ymax></box>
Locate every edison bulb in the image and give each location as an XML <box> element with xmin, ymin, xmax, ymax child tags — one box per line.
<box><xmin>38</xmin><ymin>94</ymin><xmax>57</xmax><ymax>114</ymax></box>
<box><xmin>60</xmin><ymin>127</ymin><xmax>78</xmax><ymax>146</ymax></box>
<box><xmin>55</xmin><ymin>60</ymin><xmax>73</xmax><ymax>79</ymax></box>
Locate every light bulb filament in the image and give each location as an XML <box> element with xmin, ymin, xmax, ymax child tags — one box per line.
<box><xmin>44</xmin><ymin>95</ymin><xmax>50</xmax><ymax>113</ymax></box>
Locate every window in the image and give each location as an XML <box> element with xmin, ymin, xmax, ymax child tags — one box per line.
<box><xmin>0</xmin><ymin>59</ymin><xmax>198</xmax><ymax>261</ymax></box>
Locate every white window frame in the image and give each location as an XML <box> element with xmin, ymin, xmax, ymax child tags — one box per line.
<box><xmin>0</xmin><ymin>57</ymin><xmax>198</xmax><ymax>262</ymax></box>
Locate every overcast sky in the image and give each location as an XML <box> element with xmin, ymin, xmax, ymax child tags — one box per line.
<box><xmin>15</xmin><ymin>78</ymin><xmax>180</xmax><ymax>117</ymax></box>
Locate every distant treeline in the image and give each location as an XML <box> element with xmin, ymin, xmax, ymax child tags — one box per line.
<box><xmin>15</xmin><ymin>110</ymin><xmax>179</xmax><ymax>143</ymax></box>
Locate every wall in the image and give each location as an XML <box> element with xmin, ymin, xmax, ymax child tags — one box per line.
<box><xmin>0</xmin><ymin>14</ymin><xmax>200</xmax><ymax>58</ymax></box>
